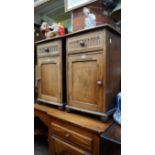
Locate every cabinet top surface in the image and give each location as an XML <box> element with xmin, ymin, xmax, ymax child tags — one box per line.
<box><xmin>35</xmin><ymin>24</ymin><xmax>120</xmax><ymax>45</ymax></box>
<box><xmin>34</xmin><ymin>103</ymin><xmax>112</xmax><ymax>134</ymax></box>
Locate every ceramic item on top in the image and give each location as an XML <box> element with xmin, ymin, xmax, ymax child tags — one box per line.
<box><xmin>83</xmin><ymin>7</ymin><xmax>96</xmax><ymax>29</ymax></box>
<box><xmin>113</xmin><ymin>92</ymin><xmax>121</xmax><ymax>125</ymax></box>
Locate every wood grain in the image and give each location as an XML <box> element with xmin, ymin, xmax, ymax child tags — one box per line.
<box><xmin>51</xmin><ymin>122</ymin><xmax>93</xmax><ymax>151</ymax></box>
<box><xmin>36</xmin><ymin>38</ymin><xmax>66</xmax><ymax>107</ymax></box>
<box><xmin>50</xmin><ymin>136</ymin><xmax>90</xmax><ymax>155</ymax></box>
<box><xmin>34</xmin><ymin>103</ymin><xmax>111</xmax><ymax>134</ymax></box>
<box><xmin>68</xmin><ymin>52</ymin><xmax>104</xmax><ymax>112</ymax></box>
<box><xmin>66</xmin><ymin>27</ymin><xmax>121</xmax><ymax>116</ymax></box>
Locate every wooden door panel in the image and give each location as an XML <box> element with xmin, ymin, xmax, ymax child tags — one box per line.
<box><xmin>38</xmin><ymin>57</ymin><xmax>61</xmax><ymax>103</ymax></box>
<box><xmin>51</xmin><ymin>136</ymin><xmax>91</xmax><ymax>155</ymax></box>
<box><xmin>72</xmin><ymin>60</ymin><xmax>97</xmax><ymax>104</ymax></box>
<box><xmin>41</xmin><ymin>63</ymin><xmax>58</xmax><ymax>97</ymax></box>
<box><xmin>68</xmin><ymin>53</ymin><xmax>104</xmax><ymax>112</ymax></box>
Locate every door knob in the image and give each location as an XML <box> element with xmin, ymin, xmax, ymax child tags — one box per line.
<box><xmin>44</xmin><ymin>48</ymin><xmax>49</xmax><ymax>52</ymax></box>
<box><xmin>97</xmin><ymin>80</ymin><xmax>103</xmax><ymax>86</ymax></box>
<box><xmin>65</xmin><ymin>133</ymin><xmax>70</xmax><ymax>138</ymax></box>
<box><xmin>80</xmin><ymin>40</ymin><xmax>85</xmax><ymax>46</ymax></box>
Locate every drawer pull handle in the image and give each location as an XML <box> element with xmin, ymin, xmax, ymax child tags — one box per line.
<box><xmin>44</xmin><ymin>48</ymin><xmax>49</xmax><ymax>52</ymax></box>
<box><xmin>80</xmin><ymin>40</ymin><xmax>85</xmax><ymax>46</ymax></box>
<box><xmin>65</xmin><ymin>133</ymin><xmax>70</xmax><ymax>138</ymax></box>
<box><xmin>97</xmin><ymin>80</ymin><xmax>103</xmax><ymax>86</ymax></box>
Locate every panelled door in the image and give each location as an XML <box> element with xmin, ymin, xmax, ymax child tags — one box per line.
<box><xmin>38</xmin><ymin>56</ymin><xmax>62</xmax><ymax>103</ymax></box>
<box><xmin>68</xmin><ymin>52</ymin><xmax>104</xmax><ymax>112</ymax></box>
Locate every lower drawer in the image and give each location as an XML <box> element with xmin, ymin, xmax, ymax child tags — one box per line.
<box><xmin>51</xmin><ymin>122</ymin><xmax>93</xmax><ymax>152</ymax></box>
<box><xmin>50</xmin><ymin>136</ymin><xmax>91</xmax><ymax>155</ymax></box>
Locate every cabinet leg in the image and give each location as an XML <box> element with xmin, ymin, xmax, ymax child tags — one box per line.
<box><xmin>66</xmin><ymin>107</ymin><xmax>71</xmax><ymax>113</ymax></box>
<box><xmin>100</xmin><ymin>116</ymin><xmax>109</xmax><ymax>122</ymax></box>
<box><xmin>58</xmin><ymin>105</ymin><xmax>64</xmax><ymax>111</ymax></box>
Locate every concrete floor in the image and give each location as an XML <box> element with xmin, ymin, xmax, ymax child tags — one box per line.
<box><xmin>34</xmin><ymin>135</ymin><xmax>49</xmax><ymax>155</ymax></box>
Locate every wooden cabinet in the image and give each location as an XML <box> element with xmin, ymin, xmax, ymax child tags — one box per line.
<box><xmin>34</xmin><ymin>104</ymin><xmax>111</xmax><ymax>155</ymax></box>
<box><xmin>66</xmin><ymin>26</ymin><xmax>121</xmax><ymax>120</ymax></box>
<box><xmin>35</xmin><ymin>38</ymin><xmax>66</xmax><ymax>109</ymax></box>
<box><xmin>47</xmin><ymin>107</ymin><xmax>111</xmax><ymax>155</ymax></box>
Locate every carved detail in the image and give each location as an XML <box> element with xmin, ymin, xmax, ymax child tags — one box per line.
<box><xmin>69</xmin><ymin>35</ymin><xmax>101</xmax><ymax>50</ymax></box>
<box><xmin>41</xmin><ymin>45</ymin><xmax>58</xmax><ymax>53</ymax></box>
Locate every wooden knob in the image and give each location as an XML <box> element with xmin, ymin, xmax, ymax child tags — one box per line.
<box><xmin>45</xmin><ymin>48</ymin><xmax>49</xmax><ymax>52</ymax></box>
<box><xmin>65</xmin><ymin>133</ymin><xmax>70</xmax><ymax>138</ymax></box>
<box><xmin>80</xmin><ymin>40</ymin><xmax>85</xmax><ymax>46</ymax></box>
<box><xmin>97</xmin><ymin>80</ymin><xmax>103</xmax><ymax>86</ymax></box>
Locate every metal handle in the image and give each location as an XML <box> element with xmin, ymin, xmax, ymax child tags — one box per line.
<box><xmin>97</xmin><ymin>80</ymin><xmax>103</xmax><ymax>86</ymax></box>
<box><xmin>80</xmin><ymin>40</ymin><xmax>85</xmax><ymax>46</ymax></box>
<box><xmin>65</xmin><ymin>133</ymin><xmax>70</xmax><ymax>138</ymax></box>
<box><xmin>44</xmin><ymin>48</ymin><xmax>49</xmax><ymax>52</ymax></box>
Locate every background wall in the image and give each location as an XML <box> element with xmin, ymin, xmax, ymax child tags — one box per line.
<box><xmin>72</xmin><ymin>0</ymin><xmax>113</xmax><ymax>31</ymax></box>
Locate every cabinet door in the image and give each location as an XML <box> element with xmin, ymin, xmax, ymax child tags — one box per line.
<box><xmin>38</xmin><ymin>57</ymin><xmax>62</xmax><ymax>103</ymax></box>
<box><xmin>68</xmin><ymin>53</ymin><xmax>104</xmax><ymax>112</ymax></box>
<box><xmin>50</xmin><ymin>136</ymin><xmax>90</xmax><ymax>155</ymax></box>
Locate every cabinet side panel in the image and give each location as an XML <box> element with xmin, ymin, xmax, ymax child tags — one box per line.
<box><xmin>105</xmin><ymin>30</ymin><xmax>121</xmax><ymax>111</ymax></box>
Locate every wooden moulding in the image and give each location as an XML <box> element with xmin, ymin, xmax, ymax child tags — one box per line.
<box><xmin>65</xmin><ymin>105</ymin><xmax>116</xmax><ymax>122</ymax></box>
<box><xmin>37</xmin><ymin>98</ymin><xmax>66</xmax><ymax>110</ymax></box>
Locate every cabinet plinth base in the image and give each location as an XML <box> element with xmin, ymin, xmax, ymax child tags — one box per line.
<box><xmin>65</xmin><ymin>105</ymin><xmax>116</xmax><ymax>122</ymax></box>
<box><xmin>37</xmin><ymin>98</ymin><xmax>65</xmax><ymax>110</ymax></box>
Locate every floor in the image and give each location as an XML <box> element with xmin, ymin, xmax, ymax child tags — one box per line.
<box><xmin>34</xmin><ymin>135</ymin><xmax>49</xmax><ymax>155</ymax></box>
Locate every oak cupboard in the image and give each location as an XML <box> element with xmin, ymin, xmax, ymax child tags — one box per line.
<box><xmin>35</xmin><ymin>37</ymin><xmax>66</xmax><ymax>109</ymax></box>
<box><xmin>66</xmin><ymin>25</ymin><xmax>121</xmax><ymax>120</ymax></box>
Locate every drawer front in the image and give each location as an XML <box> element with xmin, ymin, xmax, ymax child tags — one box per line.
<box><xmin>37</xmin><ymin>40</ymin><xmax>61</xmax><ymax>57</ymax></box>
<box><xmin>67</xmin><ymin>30</ymin><xmax>105</xmax><ymax>54</ymax></box>
<box><xmin>51</xmin><ymin>122</ymin><xmax>93</xmax><ymax>152</ymax></box>
<box><xmin>50</xmin><ymin>136</ymin><xmax>91</xmax><ymax>155</ymax></box>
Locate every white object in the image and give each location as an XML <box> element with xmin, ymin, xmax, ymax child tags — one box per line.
<box><xmin>83</xmin><ymin>7</ymin><xmax>96</xmax><ymax>29</ymax></box>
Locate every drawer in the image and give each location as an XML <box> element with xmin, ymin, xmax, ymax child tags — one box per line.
<box><xmin>51</xmin><ymin>136</ymin><xmax>91</xmax><ymax>155</ymax></box>
<box><xmin>37</xmin><ymin>40</ymin><xmax>61</xmax><ymax>57</ymax></box>
<box><xmin>51</xmin><ymin>122</ymin><xmax>93</xmax><ymax>152</ymax></box>
<box><xmin>67</xmin><ymin>30</ymin><xmax>105</xmax><ymax>54</ymax></box>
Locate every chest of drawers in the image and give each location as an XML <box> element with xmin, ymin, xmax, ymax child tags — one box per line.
<box><xmin>34</xmin><ymin>103</ymin><xmax>111</xmax><ymax>155</ymax></box>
